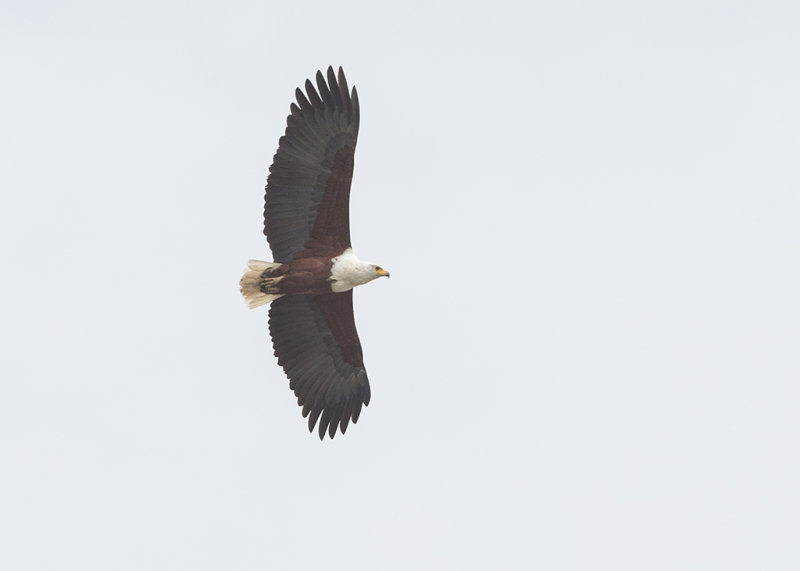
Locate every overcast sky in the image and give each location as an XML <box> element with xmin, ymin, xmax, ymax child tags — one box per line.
<box><xmin>2</xmin><ymin>1</ymin><xmax>799</xmax><ymax>569</ymax></box>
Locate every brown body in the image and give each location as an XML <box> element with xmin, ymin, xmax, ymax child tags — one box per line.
<box><xmin>260</xmin><ymin>250</ymin><xmax>339</xmax><ymax>296</ymax></box>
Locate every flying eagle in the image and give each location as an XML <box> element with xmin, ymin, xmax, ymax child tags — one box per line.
<box><xmin>240</xmin><ymin>67</ymin><xmax>388</xmax><ymax>439</ymax></box>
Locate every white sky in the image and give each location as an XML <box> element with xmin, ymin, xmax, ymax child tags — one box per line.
<box><xmin>2</xmin><ymin>1</ymin><xmax>799</xmax><ymax>569</ymax></box>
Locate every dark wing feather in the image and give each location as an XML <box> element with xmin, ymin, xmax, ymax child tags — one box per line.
<box><xmin>268</xmin><ymin>291</ymin><xmax>371</xmax><ymax>439</ymax></box>
<box><xmin>264</xmin><ymin>66</ymin><xmax>360</xmax><ymax>262</ymax></box>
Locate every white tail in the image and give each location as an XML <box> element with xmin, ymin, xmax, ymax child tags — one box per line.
<box><xmin>239</xmin><ymin>260</ymin><xmax>284</xmax><ymax>309</ymax></box>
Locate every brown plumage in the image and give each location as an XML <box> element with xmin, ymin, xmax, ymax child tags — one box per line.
<box><xmin>240</xmin><ymin>67</ymin><xmax>388</xmax><ymax>439</ymax></box>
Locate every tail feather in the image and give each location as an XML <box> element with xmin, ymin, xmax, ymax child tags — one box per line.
<box><xmin>240</xmin><ymin>260</ymin><xmax>284</xmax><ymax>309</ymax></box>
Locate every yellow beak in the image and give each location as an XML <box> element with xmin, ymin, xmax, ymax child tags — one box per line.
<box><xmin>377</xmin><ymin>268</ymin><xmax>390</xmax><ymax>278</ymax></box>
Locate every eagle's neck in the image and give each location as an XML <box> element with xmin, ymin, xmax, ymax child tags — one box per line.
<box><xmin>330</xmin><ymin>248</ymin><xmax>377</xmax><ymax>293</ymax></box>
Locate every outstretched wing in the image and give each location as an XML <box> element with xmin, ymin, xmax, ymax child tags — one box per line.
<box><xmin>268</xmin><ymin>291</ymin><xmax>371</xmax><ymax>439</ymax></box>
<box><xmin>264</xmin><ymin>66</ymin><xmax>360</xmax><ymax>262</ymax></box>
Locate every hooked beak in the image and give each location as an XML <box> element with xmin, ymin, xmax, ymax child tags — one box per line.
<box><xmin>377</xmin><ymin>268</ymin><xmax>390</xmax><ymax>278</ymax></box>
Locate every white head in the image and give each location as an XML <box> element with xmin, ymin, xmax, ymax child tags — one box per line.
<box><xmin>330</xmin><ymin>249</ymin><xmax>390</xmax><ymax>293</ymax></box>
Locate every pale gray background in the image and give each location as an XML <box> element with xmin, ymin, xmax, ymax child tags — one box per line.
<box><xmin>2</xmin><ymin>1</ymin><xmax>799</xmax><ymax>569</ymax></box>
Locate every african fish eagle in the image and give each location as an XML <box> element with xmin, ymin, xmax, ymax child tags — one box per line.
<box><xmin>240</xmin><ymin>67</ymin><xmax>388</xmax><ymax>439</ymax></box>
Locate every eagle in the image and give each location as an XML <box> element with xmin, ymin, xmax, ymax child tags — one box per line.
<box><xmin>240</xmin><ymin>67</ymin><xmax>388</xmax><ymax>440</ymax></box>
